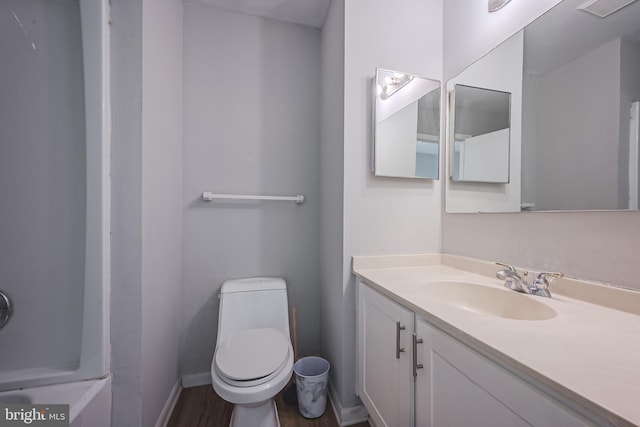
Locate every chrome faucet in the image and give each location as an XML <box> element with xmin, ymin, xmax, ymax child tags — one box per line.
<box><xmin>529</xmin><ymin>272</ymin><xmax>564</xmax><ymax>298</ymax></box>
<box><xmin>496</xmin><ymin>263</ymin><xmax>563</xmax><ymax>298</ymax></box>
<box><xmin>496</xmin><ymin>262</ymin><xmax>529</xmax><ymax>293</ymax></box>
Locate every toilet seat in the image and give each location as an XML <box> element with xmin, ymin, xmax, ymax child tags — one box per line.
<box><xmin>215</xmin><ymin>328</ymin><xmax>290</xmax><ymax>387</ymax></box>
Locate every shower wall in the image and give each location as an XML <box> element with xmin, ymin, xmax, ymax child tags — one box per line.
<box><xmin>0</xmin><ymin>0</ymin><xmax>86</xmax><ymax>380</ymax></box>
<box><xmin>0</xmin><ymin>0</ymin><xmax>109</xmax><ymax>394</ymax></box>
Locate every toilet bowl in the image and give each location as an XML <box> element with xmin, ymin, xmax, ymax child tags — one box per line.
<box><xmin>211</xmin><ymin>277</ymin><xmax>293</xmax><ymax>427</ymax></box>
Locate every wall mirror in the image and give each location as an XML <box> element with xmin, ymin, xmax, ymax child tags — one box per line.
<box><xmin>445</xmin><ymin>0</ymin><xmax>640</xmax><ymax>213</ymax></box>
<box><xmin>451</xmin><ymin>84</ymin><xmax>511</xmax><ymax>183</ymax></box>
<box><xmin>373</xmin><ymin>68</ymin><xmax>441</xmax><ymax>179</ymax></box>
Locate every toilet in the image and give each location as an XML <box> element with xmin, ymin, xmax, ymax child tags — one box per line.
<box><xmin>211</xmin><ymin>277</ymin><xmax>294</xmax><ymax>427</ymax></box>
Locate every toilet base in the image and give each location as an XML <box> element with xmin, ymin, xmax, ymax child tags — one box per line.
<box><xmin>229</xmin><ymin>399</ymin><xmax>280</xmax><ymax>427</ymax></box>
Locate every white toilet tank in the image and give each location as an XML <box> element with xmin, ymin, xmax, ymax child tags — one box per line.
<box><xmin>216</xmin><ymin>277</ymin><xmax>290</xmax><ymax>345</ymax></box>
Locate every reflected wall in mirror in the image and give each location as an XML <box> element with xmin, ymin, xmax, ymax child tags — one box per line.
<box><xmin>373</xmin><ymin>68</ymin><xmax>441</xmax><ymax>179</ymax></box>
<box><xmin>445</xmin><ymin>0</ymin><xmax>640</xmax><ymax>213</ymax></box>
<box><xmin>445</xmin><ymin>31</ymin><xmax>523</xmax><ymax>213</ymax></box>
<box><xmin>451</xmin><ymin>84</ymin><xmax>511</xmax><ymax>183</ymax></box>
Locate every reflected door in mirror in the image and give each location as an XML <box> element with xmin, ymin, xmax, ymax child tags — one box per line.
<box><xmin>452</xmin><ymin>84</ymin><xmax>511</xmax><ymax>183</ymax></box>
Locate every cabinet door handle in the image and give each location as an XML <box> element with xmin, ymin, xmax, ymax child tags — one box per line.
<box><xmin>395</xmin><ymin>321</ymin><xmax>406</xmax><ymax>359</ymax></box>
<box><xmin>413</xmin><ymin>334</ymin><xmax>424</xmax><ymax>377</ymax></box>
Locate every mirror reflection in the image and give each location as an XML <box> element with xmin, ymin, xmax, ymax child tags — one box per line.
<box><xmin>373</xmin><ymin>68</ymin><xmax>440</xmax><ymax>179</ymax></box>
<box><xmin>445</xmin><ymin>0</ymin><xmax>640</xmax><ymax>212</ymax></box>
<box><xmin>445</xmin><ymin>30</ymin><xmax>523</xmax><ymax>213</ymax></box>
<box><xmin>452</xmin><ymin>84</ymin><xmax>511</xmax><ymax>183</ymax></box>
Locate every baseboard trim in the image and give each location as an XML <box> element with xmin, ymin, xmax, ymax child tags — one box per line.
<box><xmin>155</xmin><ymin>379</ymin><xmax>181</xmax><ymax>427</ymax></box>
<box><xmin>181</xmin><ymin>372</ymin><xmax>212</xmax><ymax>388</ymax></box>
<box><xmin>327</xmin><ymin>379</ymin><xmax>369</xmax><ymax>426</ymax></box>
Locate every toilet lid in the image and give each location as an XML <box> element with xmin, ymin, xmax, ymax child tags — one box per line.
<box><xmin>215</xmin><ymin>328</ymin><xmax>289</xmax><ymax>381</ymax></box>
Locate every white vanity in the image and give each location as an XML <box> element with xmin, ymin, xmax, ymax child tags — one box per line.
<box><xmin>354</xmin><ymin>254</ymin><xmax>640</xmax><ymax>427</ymax></box>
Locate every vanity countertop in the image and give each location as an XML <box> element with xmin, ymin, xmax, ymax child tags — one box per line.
<box><xmin>352</xmin><ymin>254</ymin><xmax>640</xmax><ymax>427</ymax></box>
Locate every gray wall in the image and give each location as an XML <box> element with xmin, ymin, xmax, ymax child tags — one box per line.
<box><xmin>521</xmin><ymin>70</ymin><xmax>538</xmax><ymax>204</ymax></box>
<box><xmin>111</xmin><ymin>0</ymin><xmax>183</xmax><ymax>425</ymax></box>
<box><xmin>534</xmin><ymin>39</ymin><xmax>620</xmax><ymax>210</ymax></box>
<box><xmin>443</xmin><ymin>0</ymin><xmax>640</xmax><ymax>291</ymax></box>
<box><xmin>319</xmin><ymin>0</ymin><xmax>345</xmax><ymax>414</ymax></box>
<box><xmin>620</xmin><ymin>37</ymin><xmax>640</xmax><ymax>207</ymax></box>
<box><xmin>110</xmin><ymin>0</ymin><xmax>144</xmax><ymax>423</ymax></box>
<box><xmin>181</xmin><ymin>3</ymin><xmax>322</xmax><ymax>378</ymax></box>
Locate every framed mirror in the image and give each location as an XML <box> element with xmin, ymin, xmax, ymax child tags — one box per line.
<box><xmin>373</xmin><ymin>68</ymin><xmax>441</xmax><ymax>179</ymax></box>
<box><xmin>445</xmin><ymin>0</ymin><xmax>640</xmax><ymax>213</ymax></box>
<box><xmin>451</xmin><ymin>84</ymin><xmax>511</xmax><ymax>183</ymax></box>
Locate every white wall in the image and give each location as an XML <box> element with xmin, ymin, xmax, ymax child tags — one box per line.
<box><xmin>376</xmin><ymin>102</ymin><xmax>419</xmax><ymax>177</ymax></box>
<box><xmin>110</xmin><ymin>0</ymin><xmax>183</xmax><ymax>425</ymax></box>
<box><xmin>444</xmin><ymin>0</ymin><xmax>563</xmax><ymax>80</ymax></box>
<box><xmin>442</xmin><ymin>0</ymin><xmax>640</xmax><ymax>291</ymax></box>
<box><xmin>446</xmin><ymin>31</ymin><xmax>523</xmax><ymax>212</ymax></box>
<box><xmin>460</xmin><ymin>128</ymin><xmax>510</xmax><ymax>182</ymax></box>
<box><xmin>181</xmin><ymin>3</ymin><xmax>321</xmax><ymax>378</ymax></box>
<box><xmin>338</xmin><ymin>0</ymin><xmax>443</xmax><ymax>413</ymax></box>
<box><xmin>343</xmin><ymin>0</ymin><xmax>443</xmax><ymax>275</ymax></box>
<box><xmin>141</xmin><ymin>0</ymin><xmax>183</xmax><ymax>425</ymax></box>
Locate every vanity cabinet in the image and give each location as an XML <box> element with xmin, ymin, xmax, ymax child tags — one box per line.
<box><xmin>357</xmin><ymin>281</ymin><xmax>415</xmax><ymax>427</ymax></box>
<box><xmin>357</xmin><ymin>281</ymin><xmax>596</xmax><ymax>427</ymax></box>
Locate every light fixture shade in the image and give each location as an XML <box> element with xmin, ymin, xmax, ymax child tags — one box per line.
<box><xmin>489</xmin><ymin>0</ymin><xmax>512</xmax><ymax>12</ymax></box>
<box><xmin>577</xmin><ymin>0</ymin><xmax>639</xmax><ymax>18</ymax></box>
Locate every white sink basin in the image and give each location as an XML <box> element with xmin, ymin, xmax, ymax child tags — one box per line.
<box><xmin>422</xmin><ymin>281</ymin><xmax>557</xmax><ymax>320</ymax></box>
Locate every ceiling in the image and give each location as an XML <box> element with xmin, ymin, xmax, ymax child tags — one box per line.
<box><xmin>188</xmin><ymin>0</ymin><xmax>331</xmax><ymax>28</ymax></box>
<box><xmin>524</xmin><ymin>0</ymin><xmax>640</xmax><ymax>75</ymax></box>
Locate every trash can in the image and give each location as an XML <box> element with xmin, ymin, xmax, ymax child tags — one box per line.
<box><xmin>294</xmin><ymin>356</ymin><xmax>330</xmax><ymax>419</ymax></box>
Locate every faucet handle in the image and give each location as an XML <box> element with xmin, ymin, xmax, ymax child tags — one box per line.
<box><xmin>495</xmin><ymin>262</ymin><xmax>516</xmax><ymax>272</ymax></box>
<box><xmin>496</xmin><ymin>262</ymin><xmax>528</xmax><ymax>278</ymax></box>
<box><xmin>533</xmin><ymin>272</ymin><xmax>564</xmax><ymax>289</ymax></box>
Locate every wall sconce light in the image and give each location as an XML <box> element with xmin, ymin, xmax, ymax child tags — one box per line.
<box><xmin>489</xmin><ymin>0</ymin><xmax>512</xmax><ymax>12</ymax></box>
<box><xmin>378</xmin><ymin>73</ymin><xmax>414</xmax><ymax>100</ymax></box>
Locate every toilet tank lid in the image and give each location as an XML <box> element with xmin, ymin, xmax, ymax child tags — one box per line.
<box><xmin>220</xmin><ymin>277</ymin><xmax>286</xmax><ymax>294</ymax></box>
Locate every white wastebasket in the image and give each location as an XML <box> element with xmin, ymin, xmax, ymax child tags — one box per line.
<box><xmin>294</xmin><ymin>356</ymin><xmax>330</xmax><ymax>419</ymax></box>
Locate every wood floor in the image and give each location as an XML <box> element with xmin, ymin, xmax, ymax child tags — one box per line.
<box><xmin>167</xmin><ymin>385</ymin><xmax>371</xmax><ymax>427</ymax></box>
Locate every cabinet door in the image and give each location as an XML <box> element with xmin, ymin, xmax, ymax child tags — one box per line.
<box><xmin>415</xmin><ymin>318</ymin><xmax>595</xmax><ymax>427</ymax></box>
<box><xmin>357</xmin><ymin>282</ymin><xmax>414</xmax><ymax>427</ymax></box>
<box><xmin>414</xmin><ymin>317</ymin><xmax>431</xmax><ymax>427</ymax></box>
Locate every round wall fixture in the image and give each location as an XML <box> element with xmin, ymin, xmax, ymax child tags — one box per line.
<box><xmin>489</xmin><ymin>0</ymin><xmax>512</xmax><ymax>12</ymax></box>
